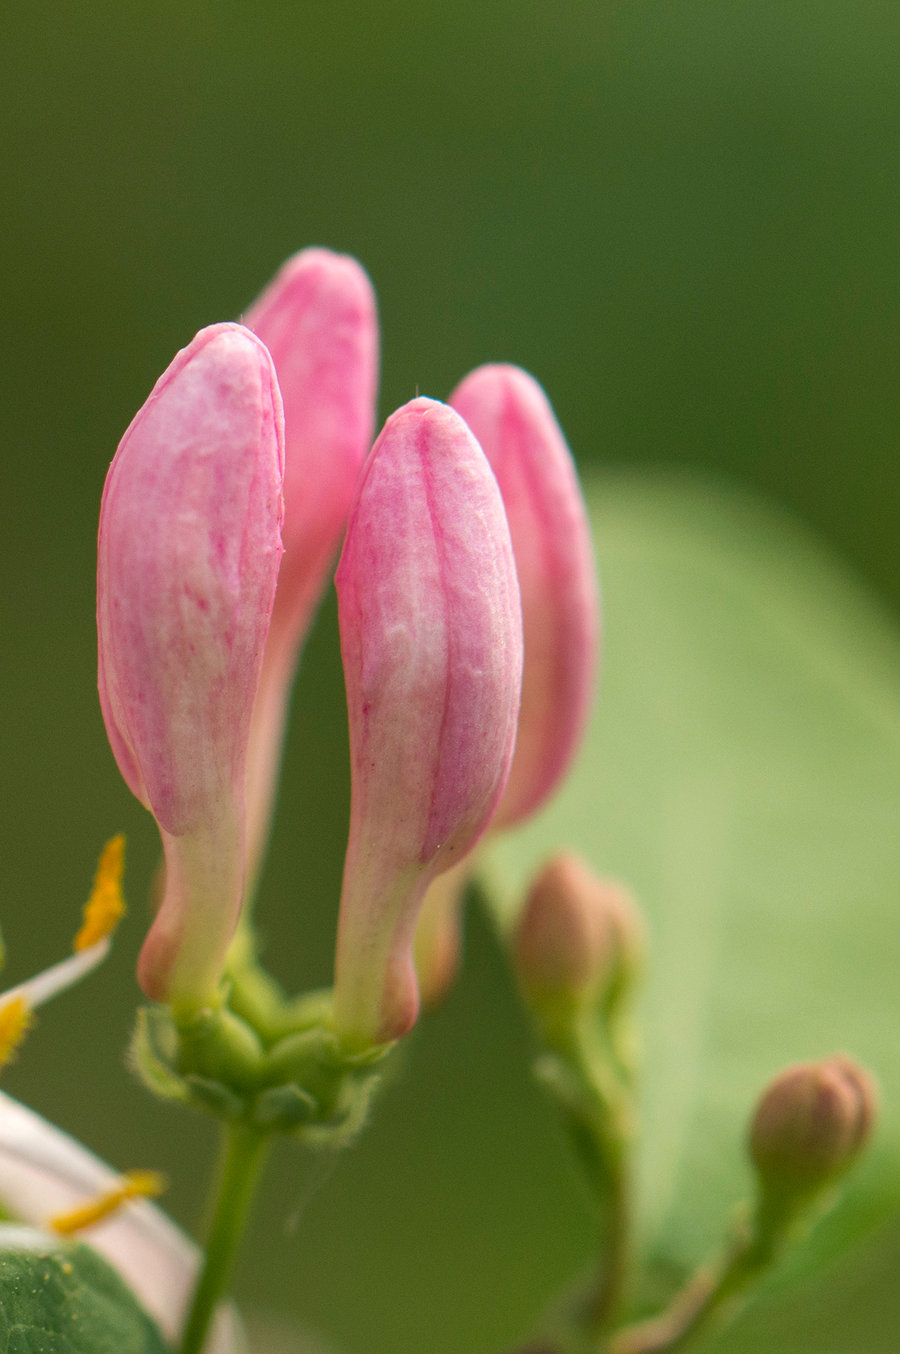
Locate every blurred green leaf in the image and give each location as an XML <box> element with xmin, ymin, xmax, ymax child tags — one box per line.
<box><xmin>486</xmin><ymin>473</ymin><xmax>900</xmax><ymax>1323</ymax></box>
<box><xmin>0</xmin><ymin>1236</ymin><xmax>169</xmax><ymax>1354</ymax></box>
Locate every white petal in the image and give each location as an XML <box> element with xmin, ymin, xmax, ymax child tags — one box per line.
<box><xmin>0</xmin><ymin>1092</ymin><xmax>238</xmax><ymax>1352</ymax></box>
<box><xmin>0</xmin><ymin>1222</ymin><xmax>52</xmax><ymax>1251</ymax></box>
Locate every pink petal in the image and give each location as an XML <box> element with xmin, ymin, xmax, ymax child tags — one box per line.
<box><xmin>243</xmin><ymin>251</ymin><xmax>378</xmax><ymax>882</ymax></box>
<box><xmin>97</xmin><ymin>323</ymin><xmax>284</xmax><ymax>1008</ymax></box>
<box><xmin>450</xmin><ymin>365</ymin><xmax>598</xmax><ymax>828</ymax></box>
<box><xmin>333</xmin><ymin>398</ymin><xmax>523</xmax><ymax>1046</ymax></box>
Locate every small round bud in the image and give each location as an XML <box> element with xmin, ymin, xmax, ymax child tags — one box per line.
<box><xmin>749</xmin><ymin>1055</ymin><xmax>877</xmax><ymax>1198</ymax></box>
<box><xmin>513</xmin><ymin>853</ymin><xmax>641</xmax><ymax>1006</ymax></box>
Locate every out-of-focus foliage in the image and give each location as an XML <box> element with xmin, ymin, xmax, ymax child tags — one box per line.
<box><xmin>489</xmin><ymin>474</ymin><xmax>900</xmax><ymax>1350</ymax></box>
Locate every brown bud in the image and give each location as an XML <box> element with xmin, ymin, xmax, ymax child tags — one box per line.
<box><xmin>749</xmin><ymin>1055</ymin><xmax>877</xmax><ymax>1196</ymax></box>
<box><xmin>513</xmin><ymin>852</ymin><xmax>641</xmax><ymax>1005</ymax></box>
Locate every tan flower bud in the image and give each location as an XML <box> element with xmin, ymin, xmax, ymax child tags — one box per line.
<box><xmin>749</xmin><ymin>1055</ymin><xmax>877</xmax><ymax>1198</ymax></box>
<box><xmin>513</xmin><ymin>853</ymin><xmax>641</xmax><ymax>1006</ymax></box>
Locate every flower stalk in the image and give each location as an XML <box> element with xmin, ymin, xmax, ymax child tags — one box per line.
<box><xmin>179</xmin><ymin>1124</ymin><xmax>269</xmax><ymax>1354</ymax></box>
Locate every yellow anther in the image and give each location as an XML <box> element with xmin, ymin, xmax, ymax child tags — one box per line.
<box><xmin>0</xmin><ymin>997</ymin><xmax>33</xmax><ymax>1074</ymax></box>
<box><xmin>50</xmin><ymin>1168</ymin><xmax>167</xmax><ymax>1236</ymax></box>
<box><xmin>74</xmin><ymin>836</ymin><xmax>126</xmax><ymax>952</ymax></box>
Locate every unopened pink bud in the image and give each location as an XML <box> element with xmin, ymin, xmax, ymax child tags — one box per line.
<box><xmin>750</xmin><ymin>1055</ymin><xmax>877</xmax><ymax>1198</ymax></box>
<box><xmin>97</xmin><ymin>323</ymin><xmax>285</xmax><ymax>1011</ymax></box>
<box><xmin>514</xmin><ymin>854</ymin><xmax>640</xmax><ymax>1006</ymax></box>
<box><xmin>243</xmin><ymin>249</ymin><xmax>379</xmax><ymax>881</ymax></box>
<box><xmin>334</xmin><ymin>398</ymin><xmax>523</xmax><ymax>1046</ymax></box>
<box><xmin>450</xmin><ymin>365</ymin><xmax>597</xmax><ymax>828</ymax></box>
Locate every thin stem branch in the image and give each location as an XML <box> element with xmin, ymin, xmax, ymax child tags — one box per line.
<box><xmin>180</xmin><ymin>1122</ymin><xmax>269</xmax><ymax>1354</ymax></box>
<box><xmin>607</xmin><ymin>1221</ymin><xmax>765</xmax><ymax>1354</ymax></box>
<box><xmin>584</xmin><ymin>1139</ymin><xmax>629</xmax><ymax>1337</ymax></box>
<box><xmin>551</xmin><ymin>1029</ymin><xmax>633</xmax><ymax>1338</ymax></box>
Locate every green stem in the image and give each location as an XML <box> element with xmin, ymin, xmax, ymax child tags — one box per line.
<box><xmin>524</xmin><ymin>992</ymin><xmax>637</xmax><ymax>1353</ymax></box>
<box><xmin>558</xmin><ymin>1033</ymin><xmax>633</xmax><ymax>1337</ymax></box>
<box><xmin>180</xmin><ymin>1122</ymin><xmax>269</xmax><ymax>1354</ymax></box>
<box><xmin>607</xmin><ymin>1219</ymin><xmax>767</xmax><ymax>1354</ymax></box>
<box><xmin>584</xmin><ymin>1138</ymin><xmax>629</xmax><ymax>1338</ymax></box>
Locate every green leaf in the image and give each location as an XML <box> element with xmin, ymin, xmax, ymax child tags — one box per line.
<box><xmin>485</xmin><ymin>473</ymin><xmax>900</xmax><ymax>1298</ymax></box>
<box><xmin>0</xmin><ymin>1234</ymin><xmax>170</xmax><ymax>1354</ymax></box>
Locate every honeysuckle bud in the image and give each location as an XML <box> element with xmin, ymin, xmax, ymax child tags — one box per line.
<box><xmin>333</xmin><ymin>397</ymin><xmax>523</xmax><ymax>1047</ymax></box>
<box><xmin>513</xmin><ymin>853</ymin><xmax>641</xmax><ymax>1012</ymax></box>
<box><xmin>97</xmin><ymin>323</ymin><xmax>284</xmax><ymax>1012</ymax></box>
<box><xmin>749</xmin><ymin>1055</ymin><xmax>876</xmax><ymax>1205</ymax></box>
<box><xmin>0</xmin><ymin>1093</ymin><xmax>240</xmax><ymax>1352</ymax></box>
<box><xmin>413</xmin><ymin>366</ymin><xmax>598</xmax><ymax>1005</ymax></box>
<box><xmin>450</xmin><ymin>364</ymin><xmax>597</xmax><ymax>829</ymax></box>
<box><xmin>244</xmin><ymin>249</ymin><xmax>379</xmax><ymax>881</ymax></box>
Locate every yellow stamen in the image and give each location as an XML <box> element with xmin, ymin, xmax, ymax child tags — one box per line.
<box><xmin>74</xmin><ymin>836</ymin><xmax>126</xmax><ymax>952</ymax></box>
<box><xmin>0</xmin><ymin>997</ymin><xmax>32</xmax><ymax>1073</ymax></box>
<box><xmin>50</xmin><ymin>1169</ymin><xmax>167</xmax><ymax>1236</ymax></box>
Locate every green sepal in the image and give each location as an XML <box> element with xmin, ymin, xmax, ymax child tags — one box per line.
<box><xmin>279</xmin><ymin>988</ymin><xmax>340</xmax><ymax>1035</ymax></box>
<box><xmin>183</xmin><ymin>1075</ymin><xmax>247</xmax><ymax>1120</ymax></box>
<box><xmin>176</xmin><ymin>1006</ymin><xmax>266</xmax><ymax>1091</ymax></box>
<box><xmin>130</xmin><ymin>1006</ymin><xmax>189</xmax><ymax>1104</ymax></box>
<box><xmin>262</xmin><ymin>1027</ymin><xmax>345</xmax><ymax>1114</ymax></box>
<box><xmin>224</xmin><ymin>924</ymin><xmax>292</xmax><ymax>1041</ymax></box>
<box><xmin>0</xmin><ymin>1234</ymin><xmax>171</xmax><ymax>1354</ymax></box>
<box><xmin>252</xmin><ymin>1083</ymin><xmax>319</xmax><ymax>1131</ymax></box>
<box><xmin>131</xmin><ymin>1001</ymin><xmax>393</xmax><ymax>1141</ymax></box>
<box><xmin>300</xmin><ymin>1068</ymin><xmax>384</xmax><ymax>1148</ymax></box>
<box><xmin>131</xmin><ymin>1008</ymin><xmax>248</xmax><ymax>1119</ymax></box>
<box><xmin>226</xmin><ymin>923</ymin><xmax>334</xmax><ymax>1042</ymax></box>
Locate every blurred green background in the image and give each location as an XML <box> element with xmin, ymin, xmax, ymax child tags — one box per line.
<box><xmin>3</xmin><ymin>2</ymin><xmax>900</xmax><ymax>1351</ymax></box>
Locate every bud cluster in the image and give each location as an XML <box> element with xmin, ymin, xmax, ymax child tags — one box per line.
<box><xmin>0</xmin><ymin>243</ymin><xmax>881</xmax><ymax>1354</ymax></box>
<box><xmin>96</xmin><ymin>247</ymin><xmax>598</xmax><ymax>1079</ymax></box>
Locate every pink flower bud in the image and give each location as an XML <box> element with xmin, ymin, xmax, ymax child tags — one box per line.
<box><xmin>243</xmin><ymin>249</ymin><xmax>378</xmax><ymax>881</ymax></box>
<box><xmin>450</xmin><ymin>365</ymin><xmax>597</xmax><ymax>828</ymax></box>
<box><xmin>413</xmin><ymin>369</ymin><xmax>597</xmax><ymax>1010</ymax></box>
<box><xmin>514</xmin><ymin>854</ymin><xmax>640</xmax><ymax>1008</ymax></box>
<box><xmin>333</xmin><ymin>398</ymin><xmax>523</xmax><ymax>1046</ymax></box>
<box><xmin>97</xmin><ymin>323</ymin><xmax>285</xmax><ymax>1011</ymax></box>
<box><xmin>749</xmin><ymin>1055</ymin><xmax>877</xmax><ymax>1199</ymax></box>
